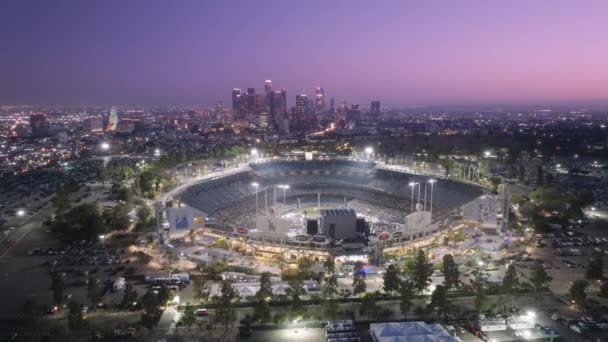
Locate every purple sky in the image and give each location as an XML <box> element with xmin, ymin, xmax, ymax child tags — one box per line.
<box><xmin>1</xmin><ymin>0</ymin><xmax>608</xmax><ymax>107</ymax></box>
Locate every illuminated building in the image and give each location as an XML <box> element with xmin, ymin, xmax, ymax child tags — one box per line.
<box><xmin>314</xmin><ymin>86</ymin><xmax>325</xmax><ymax>114</ymax></box>
<box><xmin>30</xmin><ymin>113</ymin><xmax>49</xmax><ymax>137</ymax></box>
<box><xmin>106</xmin><ymin>107</ymin><xmax>119</xmax><ymax>131</ymax></box>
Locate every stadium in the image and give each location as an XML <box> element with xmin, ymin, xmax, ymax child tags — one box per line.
<box><xmin>170</xmin><ymin>158</ymin><xmax>485</xmax><ymax>256</ymax></box>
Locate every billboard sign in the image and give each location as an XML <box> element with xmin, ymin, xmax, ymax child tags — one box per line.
<box><xmin>378</xmin><ymin>232</ymin><xmax>391</xmax><ymax>241</ymax></box>
<box><xmin>167</xmin><ymin>208</ymin><xmax>194</xmax><ymax>231</ymax></box>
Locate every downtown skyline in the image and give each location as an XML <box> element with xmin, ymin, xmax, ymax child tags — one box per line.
<box><xmin>1</xmin><ymin>0</ymin><xmax>608</xmax><ymax>107</ymax></box>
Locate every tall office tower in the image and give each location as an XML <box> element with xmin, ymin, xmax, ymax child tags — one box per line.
<box><xmin>269</xmin><ymin>90</ymin><xmax>286</xmax><ymax>127</ymax></box>
<box><xmin>295</xmin><ymin>94</ymin><xmax>308</xmax><ymax>118</ymax></box>
<box><xmin>281</xmin><ymin>89</ymin><xmax>287</xmax><ymax>113</ymax></box>
<box><xmin>330</xmin><ymin>98</ymin><xmax>335</xmax><ymax>114</ymax></box>
<box><xmin>246</xmin><ymin>88</ymin><xmax>256</xmax><ymax>114</ymax></box>
<box><xmin>314</xmin><ymin>86</ymin><xmax>325</xmax><ymax>114</ymax></box>
<box><xmin>264</xmin><ymin>80</ymin><xmax>273</xmax><ymax>115</ymax></box>
<box><xmin>216</xmin><ymin>100</ymin><xmax>224</xmax><ymax>114</ymax></box>
<box><xmin>338</xmin><ymin>100</ymin><xmax>348</xmax><ymax>114</ymax></box>
<box><xmin>232</xmin><ymin>88</ymin><xmax>242</xmax><ymax>118</ymax></box>
<box><xmin>106</xmin><ymin>107</ymin><xmax>119</xmax><ymax>131</ymax></box>
<box><xmin>30</xmin><ymin>113</ymin><xmax>49</xmax><ymax>137</ymax></box>
<box><xmin>370</xmin><ymin>101</ymin><xmax>381</xmax><ymax>117</ymax></box>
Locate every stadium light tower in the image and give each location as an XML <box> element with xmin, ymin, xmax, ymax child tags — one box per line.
<box><xmin>279</xmin><ymin>184</ymin><xmax>290</xmax><ymax>209</ymax></box>
<box><xmin>408</xmin><ymin>182</ymin><xmax>417</xmax><ymax>213</ymax></box>
<box><xmin>251</xmin><ymin>182</ymin><xmax>259</xmax><ymax>215</ymax></box>
<box><xmin>428</xmin><ymin>179</ymin><xmax>436</xmax><ymax>218</ymax></box>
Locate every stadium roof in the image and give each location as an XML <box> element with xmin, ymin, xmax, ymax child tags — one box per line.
<box><xmin>319</xmin><ymin>208</ymin><xmax>356</xmax><ymax>217</ymax></box>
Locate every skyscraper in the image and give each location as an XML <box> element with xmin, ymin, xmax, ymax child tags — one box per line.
<box><xmin>330</xmin><ymin>98</ymin><xmax>335</xmax><ymax>115</ymax></box>
<box><xmin>232</xmin><ymin>88</ymin><xmax>242</xmax><ymax>118</ymax></box>
<box><xmin>106</xmin><ymin>107</ymin><xmax>119</xmax><ymax>131</ymax></box>
<box><xmin>269</xmin><ymin>90</ymin><xmax>286</xmax><ymax>127</ymax></box>
<box><xmin>371</xmin><ymin>101</ymin><xmax>380</xmax><ymax>117</ymax></box>
<box><xmin>30</xmin><ymin>113</ymin><xmax>49</xmax><ymax>137</ymax></box>
<box><xmin>264</xmin><ymin>80</ymin><xmax>272</xmax><ymax>94</ymax></box>
<box><xmin>295</xmin><ymin>94</ymin><xmax>307</xmax><ymax>118</ymax></box>
<box><xmin>314</xmin><ymin>86</ymin><xmax>325</xmax><ymax>114</ymax></box>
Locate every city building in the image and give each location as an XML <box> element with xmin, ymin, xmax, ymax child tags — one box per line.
<box><xmin>232</xmin><ymin>88</ymin><xmax>243</xmax><ymax>119</ymax></box>
<box><xmin>30</xmin><ymin>113</ymin><xmax>49</xmax><ymax>137</ymax></box>
<box><xmin>371</xmin><ymin>101</ymin><xmax>380</xmax><ymax>117</ymax></box>
<box><xmin>295</xmin><ymin>94</ymin><xmax>307</xmax><ymax>118</ymax></box>
<box><xmin>106</xmin><ymin>107</ymin><xmax>119</xmax><ymax>131</ymax></box>
<box><xmin>314</xmin><ymin>86</ymin><xmax>325</xmax><ymax>114</ymax></box>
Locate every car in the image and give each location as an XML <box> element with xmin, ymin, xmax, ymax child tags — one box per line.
<box><xmin>195</xmin><ymin>308</ymin><xmax>209</xmax><ymax>317</ymax></box>
<box><xmin>570</xmin><ymin>324</ymin><xmax>583</xmax><ymax>333</ymax></box>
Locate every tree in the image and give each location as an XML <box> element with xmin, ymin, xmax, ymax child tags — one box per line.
<box><xmin>67</xmin><ymin>302</ymin><xmax>87</xmax><ymax>330</ymax></box>
<box><xmin>352</xmin><ymin>261</ymin><xmax>367</xmax><ymax>296</ymax></box>
<box><xmin>383</xmin><ymin>264</ymin><xmax>401</xmax><ymax>295</ymax></box>
<box><xmin>103</xmin><ymin>203</ymin><xmax>131</xmax><ymax>231</ymax></box>
<box><xmin>52</xmin><ymin>192</ymin><xmax>71</xmax><ymax>218</ymax></box>
<box><xmin>442</xmin><ymin>254</ymin><xmax>460</xmax><ymax>290</ymax></box>
<box><xmin>50</xmin><ymin>203</ymin><xmax>108</xmax><ymax>241</ymax></box>
<box><xmin>287</xmin><ymin>278</ymin><xmax>305</xmax><ymax>316</ymax></box>
<box><xmin>323</xmin><ymin>258</ymin><xmax>339</xmax><ymax>299</ymax></box>
<box><xmin>502</xmin><ymin>264</ymin><xmax>520</xmax><ymax>294</ymax></box>
<box><xmin>586</xmin><ymin>256</ymin><xmax>604</xmax><ymax>280</ymax></box>
<box><xmin>428</xmin><ymin>285</ymin><xmax>450</xmax><ymax>320</ymax></box>
<box><xmin>530</xmin><ymin>261</ymin><xmax>552</xmax><ymax>292</ymax></box>
<box><xmin>157</xmin><ymin>284</ymin><xmax>170</xmax><ymax>305</ymax></box>
<box><xmin>399</xmin><ymin>280</ymin><xmax>415</xmax><ymax>319</ymax></box>
<box><xmin>192</xmin><ymin>276</ymin><xmax>208</xmax><ymax>303</ymax></box>
<box><xmin>568</xmin><ymin>279</ymin><xmax>589</xmax><ymax>307</ymax></box>
<box><xmin>359</xmin><ymin>292</ymin><xmax>382</xmax><ymax>320</ymax></box>
<box><xmin>136</xmin><ymin>205</ymin><xmax>152</xmax><ymax>230</ymax></box>
<box><xmin>471</xmin><ymin>266</ymin><xmax>488</xmax><ymax>313</ymax></box>
<box><xmin>51</xmin><ymin>273</ymin><xmax>65</xmax><ymax>306</ymax></box>
<box><xmin>87</xmin><ymin>277</ymin><xmax>101</xmax><ymax>308</ymax></box>
<box><xmin>412</xmin><ymin>249</ymin><xmax>432</xmax><ymax>293</ymax></box>
<box><xmin>181</xmin><ymin>302</ymin><xmax>197</xmax><ymax>331</ymax></box>
<box><xmin>121</xmin><ymin>283</ymin><xmax>139</xmax><ymax>308</ymax></box>
<box><xmin>140</xmin><ymin>288</ymin><xmax>163</xmax><ymax>331</ymax></box>
<box><xmin>599</xmin><ymin>281</ymin><xmax>608</xmax><ymax>298</ymax></box>
<box><xmin>253</xmin><ymin>273</ymin><xmax>273</xmax><ymax>324</ymax></box>
<box><xmin>213</xmin><ymin>280</ymin><xmax>238</xmax><ymax>328</ymax></box>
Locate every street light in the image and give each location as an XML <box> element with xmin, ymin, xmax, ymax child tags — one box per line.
<box><xmin>154</xmin><ymin>148</ymin><xmax>161</xmax><ymax>157</ymax></box>
<box><xmin>99</xmin><ymin>142</ymin><xmax>110</xmax><ymax>151</ymax></box>
<box><xmin>16</xmin><ymin>209</ymin><xmax>25</xmax><ymax>217</ymax></box>
<box><xmin>251</xmin><ymin>182</ymin><xmax>259</xmax><ymax>215</ymax></box>
<box><xmin>251</xmin><ymin>148</ymin><xmax>259</xmax><ymax>161</ymax></box>
<box><xmin>483</xmin><ymin>151</ymin><xmax>491</xmax><ymax>158</ymax></box>
<box><xmin>526</xmin><ymin>310</ymin><xmax>536</xmax><ymax>319</ymax></box>
<box><xmin>364</xmin><ymin>146</ymin><xmax>374</xmax><ymax>160</ymax></box>
<box><xmin>99</xmin><ymin>234</ymin><xmax>106</xmax><ymax>247</ymax></box>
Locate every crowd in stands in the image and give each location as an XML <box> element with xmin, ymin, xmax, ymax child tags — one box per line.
<box><xmin>179</xmin><ymin>161</ymin><xmax>482</xmax><ymax>232</ymax></box>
